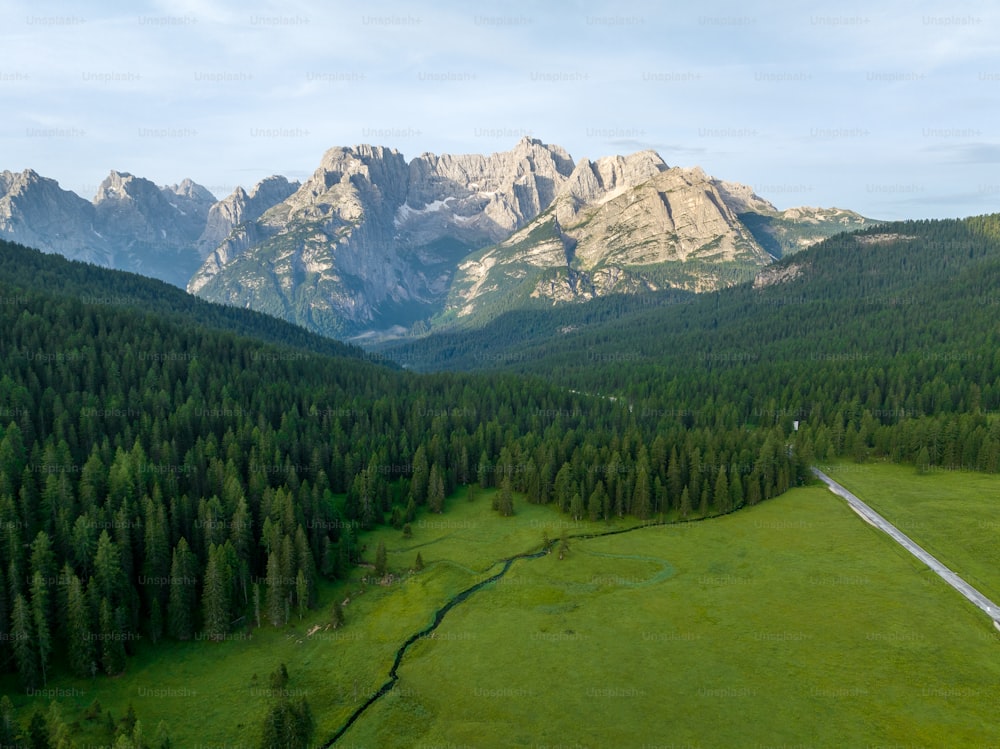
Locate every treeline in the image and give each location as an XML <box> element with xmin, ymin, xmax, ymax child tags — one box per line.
<box><xmin>389</xmin><ymin>214</ymin><xmax>1000</xmax><ymax>473</ymax></box>
<box><xmin>0</xmin><ymin>240</ymin><xmax>799</xmax><ymax>689</ymax></box>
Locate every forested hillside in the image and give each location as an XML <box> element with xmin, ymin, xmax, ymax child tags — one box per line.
<box><xmin>385</xmin><ymin>215</ymin><xmax>1000</xmax><ymax>473</ymax></box>
<box><xmin>0</xmin><ymin>239</ymin><xmax>800</xmax><ymax>691</ymax></box>
<box><xmin>0</xmin><ymin>241</ymin><xmax>371</xmax><ymax>363</ymax></box>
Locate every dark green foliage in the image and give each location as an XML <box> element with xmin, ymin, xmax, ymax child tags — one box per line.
<box><xmin>257</xmin><ymin>665</ymin><xmax>312</xmax><ymax>749</ymax></box>
<box><xmin>0</xmin><ymin>211</ymin><xmax>893</xmax><ymax>691</ymax></box>
<box><xmin>330</xmin><ymin>599</ymin><xmax>344</xmax><ymax>629</ymax></box>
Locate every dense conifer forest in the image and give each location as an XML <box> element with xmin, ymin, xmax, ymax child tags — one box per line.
<box><xmin>1</xmin><ymin>214</ymin><xmax>998</xmax><ymax>742</ymax></box>
<box><xmin>385</xmin><ymin>215</ymin><xmax>1000</xmax><ymax>473</ymax></box>
<box><xmin>0</xmin><ymin>240</ymin><xmax>800</xmax><ymax>699</ymax></box>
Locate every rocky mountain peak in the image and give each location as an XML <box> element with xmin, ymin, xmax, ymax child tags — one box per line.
<box><xmin>556</xmin><ymin>149</ymin><xmax>669</xmax><ymax>222</ymax></box>
<box><xmin>712</xmin><ymin>179</ymin><xmax>777</xmax><ymax>215</ymax></box>
<box><xmin>194</xmin><ymin>175</ymin><xmax>299</xmax><ymax>260</ymax></box>
<box><xmin>94</xmin><ymin>170</ymin><xmax>161</xmax><ymax>206</ymax></box>
<box><xmin>162</xmin><ymin>178</ymin><xmax>217</xmax><ymax>206</ymax></box>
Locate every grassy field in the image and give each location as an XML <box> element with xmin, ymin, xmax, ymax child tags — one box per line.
<box><xmin>341</xmin><ymin>485</ymin><xmax>1000</xmax><ymax>748</ymax></box>
<box><xmin>0</xmin><ymin>491</ymin><xmax>640</xmax><ymax>746</ymax></box>
<box><xmin>5</xmin><ymin>483</ymin><xmax>1000</xmax><ymax>747</ymax></box>
<box><xmin>818</xmin><ymin>460</ymin><xmax>1000</xmax><ymax>605</ymax></box>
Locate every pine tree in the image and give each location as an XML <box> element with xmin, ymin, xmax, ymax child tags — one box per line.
<box><xmin>410</xmin><ymin>446</ymin><xmax>429</xmax><ymax>504</ymax></box>
<box><xmin>202</xmin><ymin>545</ymin><xmax>229</xmax><ymax>640</ymax></box>
<box><xmin>330</xmin><ymin>599</ymin><xmax>344</xmax><ymax>629</ymax></box>
<box><xmin>414</xmin><ymin>552</ymin><xmax>424</xmax><ymax>571</ymax></box>
<box><xmin>99</xmin><ymin>598</ymin><xmax>126</xmax><ymax>676</ymax></box>
<box><xmin>729</xmin><ymin>471</ymin><xmax>744</xmax><ymax>509</ymax></box>
<box><xmin>264</xmin><ymin>551</ymin><xmax>285</xmax><ymax>627</ymax></box>
<box><xmin>633</xmin><ymin>463</ymin><xmax>652</xmax><ymax>520</ymax></box>
<box><xmin>29</xmin><ymin>571</ymin><xmax>51</xmax><ymax>685</ymax></box>
<box><xmin>167</xmin><ymin>538</ymin><xmax>197</xmax><ymax>640</ymax></box>
<box><xmin>587</xmin><ymin>482</ymin><xmax>605</xmax><ymax>522</ymax></box>
<box><xmin>427</xmin><ymin>463</ymin><xmax>445</xmax><ymax>514</ymax></box>
<box><xmin>295</xmin><ymin>570</ymin><xmax>308</xmax><ymax>620</ymax></box>
<box><xmin>713</xmin><ymin>466</ymin><xmax>730</xmax><ymax>513</ymax></box>
<box><xmin>679</xmin><ymin>486</ymin><xmax>691</xmax><ymax>518</ymax></box>
<box><xmin>252</xmin><ymin>582</ymin><xmax>261</xmax><ymax>629</ymax></box>
<box><xmin>553</xmin><ymin>463</ymin><xmax>573</xmax><ymax>512</ymax></box>
<box><xmin>0</xmin><ymin>696</ymin><xmax>18</xmax><ymax>749</ymax></box>
<box><xmin>497</xmin><ymin>476</ymin><xmax>514</xmax><ymax>517</ymax></box>
<box><xmin>11</xmin><ymin>593</ymin><xmax>39</xmax><ymax>689</ymax></box>
<box><xmin>66</xmin><ymin>574</ymin><xmax>96</xmax><ymax>677</ymax></box>
<box><xmin>916</xmin><ymin>446</ymin><xmax>931</xmax><ymax>474</ymax></box>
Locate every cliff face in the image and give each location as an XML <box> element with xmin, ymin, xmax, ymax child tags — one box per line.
<box><xmin>0</xmin><ymin>169</ymin><xmax>110</xmax><ymax>266</ymax></box>
<box><xmin>0</xmin><ymin>168</ymin><xmax>221</xmax><ymax>286</ymax></box>
<box><xmin>188</xmin><ymin>138</ymin><xmax>580</xmax><ymax>335</ymax></box>
<box><xmin>446</xmin><ymin>163</ymin><xmax>775</xmax><ymax>324</ymax></box>
<box><xmin>2</xmin><ymin>138</ymin><xmax>875</xmax><ymax>336</ymax></box>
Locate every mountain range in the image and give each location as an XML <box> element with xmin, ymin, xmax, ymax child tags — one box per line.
<box><xmin>0</xmin><ymin>138</ymin><xmax>874</xmax><ymax>339</ymax></box>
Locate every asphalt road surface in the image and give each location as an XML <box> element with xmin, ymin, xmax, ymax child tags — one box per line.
<box><xmin>811</xmin><ymin>467</ymin><xmax>1000</xmax><ymax>625</ymax></box>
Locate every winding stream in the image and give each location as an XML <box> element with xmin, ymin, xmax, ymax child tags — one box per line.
<box><xmin>321</xmin><ymin>515</ymin><xmax>717</xmax><ymax>746</ymax></box>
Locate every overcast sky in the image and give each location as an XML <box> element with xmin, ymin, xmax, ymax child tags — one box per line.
<box><xmin>2</xmin><ymin>0</ymin><xmax>996</xmax><ymax>219</ymax></box>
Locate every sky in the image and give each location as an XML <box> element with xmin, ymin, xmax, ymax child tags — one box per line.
<box><xmin>1</xmin><ymin>0</ymin><xmax>997</xmax><ymax>220</ymax></box>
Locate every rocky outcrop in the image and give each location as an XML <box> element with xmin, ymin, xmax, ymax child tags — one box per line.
<box><xmin>0</xmin><ymin>169</ymin><xmax>111</xmax><ymax>266</ymax></box>
<box><xmin>188</xmin><ymin>138</ymin><xmax>580</xmax><ymax>335</ymax></box>
<box><xmin>0</xmin><ymin>168</ymin><xmax>221</xmax><ymax>286</ymax></box>
<box><xmin>3</xmin><ymin>138</ymin><xmax>875</xmax><ymax>336</ymax></box>
<box><xmin>446</xmin><ymin>165</ymin><xmax>775</xmax><ymax>323</ymax></box>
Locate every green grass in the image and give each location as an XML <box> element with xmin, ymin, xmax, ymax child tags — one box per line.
<box><xmin>816</xmin><ymin>460</ymin><xmax>1000</xmax><ymax>606</ymax></box>
<box><xmin>341</xmin><ymin>486</ymin><xmax>1000</xmax><ymax>748</ymax></box>
<box><xmin>6</xmin><ymin>485</ymin><xmax>1000</xmax><ymax>747</ymax></box>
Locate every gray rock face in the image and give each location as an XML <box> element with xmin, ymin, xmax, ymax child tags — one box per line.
<box><xmin>3</xmin><ymin>138</ymin><xmax>874</xmax><ymax>335</ymax></box>
<box><xmin>196</xmin><ymin>176</ymin><xmax>299</xmax><ymax>257</ymax></box>
<box><xmin>0</xmin><ymin>168</ymin><xmax>221</xmax><ymax>286</ymax></box>
<box><xmin>188</xmin><ymin>138</ymin><xmax>580</xmax><ymax>335</ymax></box>
<box><xmin>89</xmin><ymin>171</ymin><xmax>210</xmax><ymax>286</ymax></box>
<box><xmin>0</xmin><ymin>169</ymin><xmax>110</xmax><ymax>266</ymax></box>
<box><xmin>447</xmin><ymin>164</ymin><xmax>775</xmax><ymax>323</ymax></box>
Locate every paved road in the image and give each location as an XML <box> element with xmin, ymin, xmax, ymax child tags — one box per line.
<box><xmin>811</xmin><ymin>467</ymin><xmax>1000</xmax><ymax>624</ymax></box>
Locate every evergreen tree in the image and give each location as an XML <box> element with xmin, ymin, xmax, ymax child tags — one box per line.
<box><xmin>66</xmin><ymin>574</ymin><xmax>96</xmax><ymax>677</ymax></box>
<box><xmin>264</xmin><ymin>551</ymin><xmax>285</xmax><ymax>627</ymax></box>
<box><xmin>295</xmin><ymin>570</ymin><xmax>308</xmax><ymax>621</ymax></box>
<box><xmin>11</xmin><ymin>593</ymin><xmax>39</xmax><ymax>689</ymax></box>
<box><xmin>714</xmin><ymin>466</ymin><xmax>730</xmax><ymax>513</ymax></box>
<box><xmin>29</xmin><ymin>570</ymin><xmax>52</xmax><ymax>685</ymax></box>
<box><xmin>410</xmin><ymin>445</ymin><xmax>429</xmax><ymax>504</ymax></box>
<box><xmin>167</xmin><ymin>538</ymin><xmax>197</xmax><ymax>640</ymax></box>
<box><xmin>0</xmin><ymin>696</ymin><xmax>18</xmax><ymax>749</ymax></box>
<box><xmin>202</xmin><ymin>544</ymin><xmax>229</xmax><ymax>640</ymax></box>
<box><xmin>633</xmin><ymin>463</ymin><xmax>652</xmax><ymax>520</ymax></box>
<box><xmin>427</xmin><ymin>463</ymin><xmax>445</xmax><ymax>514</ymax></box>
<box><xmin>497</xmin><ymin>476</ymin><xmax>514</xmax><ymax>517</ymax></box>
<box><xmin>679</xmin><ymin>486</ymin><xmax>692</xmax><ymax>518</ymax></box>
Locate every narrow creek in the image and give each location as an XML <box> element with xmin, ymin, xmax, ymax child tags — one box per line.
<box><xmin>321</xmin><ymin>514</ymin><xmax>718</xmax><ymax>746</ymax></box>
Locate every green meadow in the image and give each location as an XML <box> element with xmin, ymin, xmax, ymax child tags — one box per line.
<box><xmin>819</xmin><ymin>461</ymin><xmax>1000</xmax><ymax>605</ymax></box>
<box><xmin>6</xmin><ymin>483</ymin><xmax>1000</xmax><ymax>748</ymax></box>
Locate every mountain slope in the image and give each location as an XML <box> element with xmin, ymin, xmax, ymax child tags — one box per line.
<box><xmin>0</xmin><ymin>168</ymin><xmax>221</xmax><ymax>287</ymax></box>
<box><xmin>442</xmin><ymin>162</ymin><xmax>773</xmax><ymax>327</ymax></box>
<box><xmin>3</xmin><ymin>140</ymin><xmax>875</xmax><ymax>337</ymax></box>
<box><xmin>189</xmin><ymin>139</ymin><xmax>874</xmax><ymax>339</ymax></box>
<box><xmin>0</xmin><ymin>238</ymin><xmax>371</xmax><ymax>362</ymax></box>
<box><xmin>383</xmin><ymin>215</ymin><xmax>1000</xmax><ymax>387</ymax></box>
<box><xmin>188</xmin><ymin>138</ymin><xmax>577</xmax><ymax>337</ymax></box>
